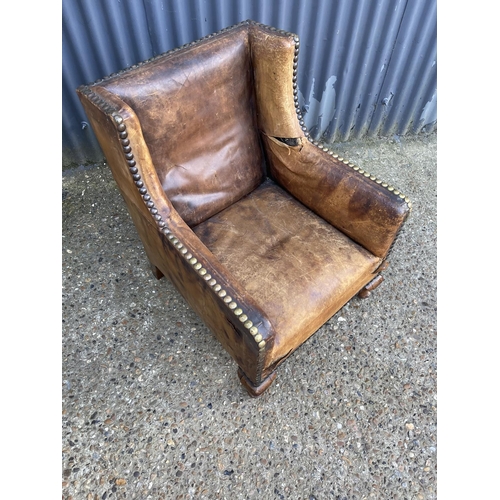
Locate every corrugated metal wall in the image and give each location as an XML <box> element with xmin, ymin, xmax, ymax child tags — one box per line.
<box><xmin>63</xmin><ymin>0</ymin><xmax>437</xmax><ymax>167</ymax></box>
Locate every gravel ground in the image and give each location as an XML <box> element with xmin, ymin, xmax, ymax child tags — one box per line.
<box><xmin>62</xmin><ymin>133</ymin><xmax>437</xmax><ymax>499</ymax></box>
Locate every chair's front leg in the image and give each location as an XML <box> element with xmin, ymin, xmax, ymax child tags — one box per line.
<box><xmin>237</xmin><ymin>367</ymin><xmax>277</xmax><ymax>397</ymax></box>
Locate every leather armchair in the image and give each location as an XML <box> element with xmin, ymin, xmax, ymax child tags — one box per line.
<box><xmin>77</xmin><ymin>20</ymin><xmax>411</xmax><ymax>397</ymax></box>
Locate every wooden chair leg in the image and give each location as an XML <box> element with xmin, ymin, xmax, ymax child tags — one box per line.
<box><xmin>358</xmin><ymin>274</ymin><xmax>384</xmax><ymax>299</ymax></box>
<box><xmin>150</xmin><ymin>262</ymin><xmax>164</xmax><ymax>280</ymax></box>
<box><xmin>237</xmin><ymin>367</ymin><xmax>277</xmax><ymax>397</ymax></box>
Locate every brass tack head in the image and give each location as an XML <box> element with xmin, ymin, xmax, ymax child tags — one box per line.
<box><xmin>194</xmin><ymin>263</ymin><xmax>202</xmax><ymax>270</ymax></box>
<box><xmin>218</xmin><ymin>290</ymin><xmax>227</xmax><ymax>297</ymax></box>
<box><xmin>208</xmin><ymin>279</ymin><xmax>217</xmax><ymax>286</ymax></box>
<box><xmin>254</xmin><ymin>334</ymin><xmax>263</xmax><ymax>343</ymax></box>
<box><xmin>189</xmin><ymin>257</ymin><xmax>197</xmax><ymax>265</ymax></box>
<box><xmin>370</xmin><ymin>175</ymin><xmax>377</xmax><ymax>180</ymax></box>
<box><xmin>394</xmin><ymin>190</ymin><xmax>400</xmax><ymax>195</ymax></box>
<box><xmin>180</xmin><ymin>248</ymin><xmax>188</xmax><ymax>254</ymax></box>
<box><xmin>358</xmin><ymin>169</ymin><xmax>364</xmax><ymax>174</ymax></box>
<box><xmin>249</xmin><ymin>326</ymin><xmax>258</xmax><ymax>335</ymax></box>
<box><xmin>228</xmin><ymin>302</ymin><xmax>237</xmax><ymax>310</ymax></box>
<box><xmin>258</xmin><ymin>340</ymin><xmax>266</xmax><ymax>349</ymax></box>
<box><xmin>363</xmin><ymin>172</ymin><xmax>370</xmax><ymax>177</ymax></box>
<box><xmin>376</xmin><ymin>179</ymin><xmax>382</xmax><ymax>184</ymax></box>
<box><xmin>203</xmin><ymin>273</ymin><xmax>212</xmax><ymax>281</ymax></box>
<box><xmin>388</xmin><ymin>186</ymin><xmax>395</xmax><ymax>191</ymax></box>
<box><xmin>171</xmin><ymin>237</ymin><xmax>178</xmax><ymax>244</ymax></box>
<box><xmin>223</xmin><ymin>295</ymin><xmax>232</xmax><ymax>303</ymax></box>
<box><xmin>234</xmin><ymin>308</ymin><xmax>243</xmax><ymax>316</ymax></box>
<box><xmin>353</xmin><ymin>166</ymin><xmax>360</xmax><ymax>171</ymax></box>
<box><xmin>198</xmin><ymin>268</ymin><xmax>207</xmax><ymax>275</ymax></box>
<box><xmin>239</xmin><ymin>314</ymin><xmax>248</xmax><ymax>322</ymax></box>
<box><xmin>328</xmin><ymin>151</ymin><xmax>334</xmax><ymax>155</ymax></box>
<box><xmin>408</xmin><ymin>201</ymin><xmax>413</xmax><ymax>209</ymax></box>
<box><xmin>338</xmin><ymin>157</ymin><xmax>344</xmax><ymax>161</ymax></box>
<box><xmin>332</xmin><ymin>154</ymin><xmax>339</xmax><ymax>158</ymax></box>
<box><xmin>175</xmin><ymin>242</ymin><xmax>183</xmax><ymax>249</ymax></box>
<box><xmin>382</xmin><ymin>183</ymin><xmax>388</xmax><ymax>187</ymax></box>
<box><xmin>244</xmin><ymin>320</ymin><xmax>253</xmax><ymax>329</ymax></box>
<box><xmin>348</xmin><ymin>162</ymin><xmax>354</xmax><ymax>167</ymax></box>
<box><xmin>343</xmin><ymin>159</ymin><xmax>349</xmax><ymax>164</ymax></box>
<box><xmin>168</xmin><ymin>234</ymin><xmax>175</xmax><ymax>240</ymax></box>
<box><xmin>214</xmin><ymin>284</ymin><xmax>221</xmax><ymax>292</ymax></box>
<box><xmin>399</xmin><ymin>193</ymin><xmax>406</xmax><ymax>199</ymax></box>
<box><xmin>114</xmin><ymin>115</ymin><xmax>123</xmax><ymax>124</ymax></box>
<box><xmin>405</xmin><ymin>196</ymin><xmax>411</xmax><ymax>203</ymax></box>
<box><xmin>185</xmin><ymin>253</ymin><xmax>192</xmax><ymax>260</ymax></box>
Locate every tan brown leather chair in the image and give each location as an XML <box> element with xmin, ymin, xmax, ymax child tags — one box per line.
<box><xmin>77</xmin><ymin>20</ymin><xmax>411</xmax><ymax>397</ymax></box>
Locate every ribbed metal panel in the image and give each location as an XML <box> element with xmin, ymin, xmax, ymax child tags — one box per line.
<box><xmin>63</xmin><ymin>0</ymin><xmax>437</xmax><ymax>167</ymax></box>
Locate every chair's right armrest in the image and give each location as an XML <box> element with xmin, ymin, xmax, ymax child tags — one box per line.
<box><xmin>262</xmin><ymin>135</ymin><xmax>411</xmax><ymax>259</ymax></box>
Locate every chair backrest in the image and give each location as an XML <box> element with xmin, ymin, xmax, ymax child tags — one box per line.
<box><xmin>100</xmin><ymin>25</ymin><xmax>265</xmax><ymax>226</ymax></box>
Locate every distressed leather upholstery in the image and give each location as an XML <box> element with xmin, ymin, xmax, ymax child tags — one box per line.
<box><xmin>77</xmin><ymin>20</ymin><xmax>410</xmax><ymax>397</ymax></box>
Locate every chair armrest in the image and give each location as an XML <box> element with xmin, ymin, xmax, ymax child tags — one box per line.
<box><xmin>77</xmin><ymin>84</ymin><xmax>275</xmax><ymax>384</ymax></box>
<box><xmin>262</xmin><ymin>135</ymin><xmax>411</xmax><ymax>259</ymax></box>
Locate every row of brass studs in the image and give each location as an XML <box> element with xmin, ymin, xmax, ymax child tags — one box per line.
<box><xmin>79</xmin><ymin>86</ymin><xmax>119</xmax><ymax>115</ymax></box>
<box><xmin>89</xmin><ymin>20</ymin><xmax>252</xmax><ymax>88</ymax></box>
<box><xmin>101</xmin><ymin>106</ymin><xmax>265</xmax><ymax>353</ymax></box>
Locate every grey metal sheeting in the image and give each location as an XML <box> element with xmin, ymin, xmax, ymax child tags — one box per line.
<box><xmin>63</xmin><ymin>0</ymin><xmax>436</xmax><ymax>167</ymax></box>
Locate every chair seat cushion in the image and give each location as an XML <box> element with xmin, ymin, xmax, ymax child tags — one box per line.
<box><xmin>193</xmin><ymin>178</ymin><xmax>381</xmax><ymax>364</ymax></box>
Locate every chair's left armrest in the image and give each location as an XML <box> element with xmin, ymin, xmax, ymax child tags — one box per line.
<box><xmin>262</xmin><ymin>135</ymin><xmax>411</xmax><ymax>259</ymax></box>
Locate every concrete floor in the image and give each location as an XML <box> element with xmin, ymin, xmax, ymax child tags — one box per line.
<box><xmin>62</xmin><ymin>133</ymin><xmax>437</xmax><ymax>499</ymax></box>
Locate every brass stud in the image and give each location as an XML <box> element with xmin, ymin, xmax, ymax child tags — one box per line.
<box><xmin>171</xmin><ymin>237</ymin><xmax>178</xmax><ymax>244</ymax></box>
<box><xmin>258</xmin><ymin>340</ymin><xmax>266</xmax><ymax>349</ymax></box>
<box><xmin>348</xmin><ymin>162</ymin><xmax>355</xmax><ymax>167</ymax></box>
<box><xmin>338</xmin><ymin>157</ymin><xmax>343</xmax><ymax>161</ymax></box>
<box><xmin>376</xmin><ymin>179</ymin><xmax>382</xmax><ymax>184</ymax></box>
<box><xmin>189</xmin><ymin>257</ymin><xmax>197</xmax><ymax>265</ymax></box>
<box><xmin>218</xmin><ymin>290</ymin><xmax>227</xmax><ymax>298</ymax></box>
<box><xmin>388</xmin><ymin>186</ymin><xmax>395</xmax><ymax>191</ymax></box>
<box><xmin>394</xmin><ymin>190</ymin><xmax>400</xmax><ymax>195</ymax></box>
<box><xmin>343</xmin><ymin>159</ymin><xmax>349</xmax><ymax>164</ymax></box>
<box><xmin>370</xmin><ymin>175</ymin><xmax>377</xmax><ymax>180</ymax></box>
<box><xmin>175</xmin><ymin>242</ymin><xmax>183</xmax><ymax>249</ymax></box>
<box><xmin>194</xmin><ymin>263</ymin><xmax>202</xmax><ymax>270</ymax></box>
<box><xmin>332</xmin><ymin>154</ymin><xmax>339</xmax><ymax>159</ymax></box>
<box><xmin>399</xmin><ymin>193</ymin><xmax>406</xmax><ymax>199</ymax></box>
<box><xmin>358</xmin><ymin>169</ymin><xmax>364</xmax><ymax>174</ymax></box>
<box><xmin>254</xmin><ymin>334</ymin><xmax>263</xmax><ymax>343</ymax></box>
<box><xmin>239</xmin><ymin>314</ymin><xmax>248</xmax><ymax>322</ymax></box>
<box><xmin>244</xmin><ymin>320</ymin><xmax>253</xmax><ymax>329</ymax></box>
<box><xmin>198</xmin><ymin>268</ymin><xmax>207</xmax><ymax>275</ymax></box>
<box><xmin>249</xmin><ymin>326</ymin><xmax>258</xmax><ymax>335</ymax></box>
<box><xmin>363</xmin><ymin>172</ymin><xmax>370</xmax><ymax>177</ymax></box>
<box><xmin>185</xmin><ymin>253</ymin><xmax>192</xmax><ymax>260</ymax></box>
<box><xmin>214</xmin><ymin>284</ymin><xmax>221</xmax><ymax>292</ymax></box>
<box><xmin>353</xmin><ymin>166</ymin><xmax>360</xmax><ymax>171</ymax></box>
<box><xmin>208</xmin><ymin>279</ymin><xmax>217</xmax><ymax>286</ymax></box>
<box><xmin>223</xmin><ymin>296</ymin><xmax>232</xmax><ymax>303</ymax></box>
<box><xmin>234</xmin><ymin>308</ymin><xmax>243</xmax><ymax>316</ymax></box>
<box><xmin>180</xmin><ymin>248</ymin><xmax>188</xmax><ymax>255</ymax></box>
<box><xmin>228</xmin><ymin>302</ymin><xmax>237</xmax><ymax>310</ymax></box>
<box><xmin>203</xmin><ymin>274</ymin><xmax>212</xmax><ymax>281</ymax></box>
<box><xmin>382</xmin><ymin>183</ymin><xmax>388</xmax><ymax>187</ymax></box>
